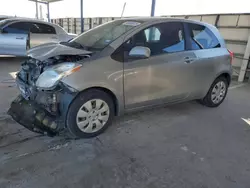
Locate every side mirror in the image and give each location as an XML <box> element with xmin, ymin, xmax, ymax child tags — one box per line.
<box><xmin>129</xmin><ymin>46</ymin><xmax>151</xmax><ymax>59</ymax></box>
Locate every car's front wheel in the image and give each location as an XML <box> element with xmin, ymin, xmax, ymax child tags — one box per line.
<box><xmin>66</xmin><ymin>89</ymin><xmax>115</xmax><ymax>138</ymax></box>
<box><xmin>200</xmin><ymin>77</ymin><xmax>229</xmax><ymax>107</ymax></box>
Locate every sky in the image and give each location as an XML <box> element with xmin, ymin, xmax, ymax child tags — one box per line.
<box><xmin>0</xmin><ymin>0</ymin><xmax>250</xmax><ymax>19</ymax></box>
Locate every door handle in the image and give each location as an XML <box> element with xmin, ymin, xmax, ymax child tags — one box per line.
<box><xmin>16</xmin><ymin>37</ymin><xmax>24</xmax><ymax>40</ymax></box>
<box><xmin>51</xmin><ymin>37</ymin><xmax>58</xmax><ymax>39</ymax></box>
<box><xmin>184</xmin><ymin>57</ymin><xmax>196</xmax><ymax>64</ymax></box>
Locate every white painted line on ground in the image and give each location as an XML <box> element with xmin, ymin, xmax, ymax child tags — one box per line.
<box><xmin>242</xmin><ymin>118</ymin><xmax>250</xmax><ymax>126</ymax></box>
<box><xmin>9</xmin><ymin>71</ymin><xmax>17</xmax><ymax>79</ymax></box>
<box><xmin>229</xmin><ymin>83</ymin><xmax>247</xmax><ymax>90</ymax></box>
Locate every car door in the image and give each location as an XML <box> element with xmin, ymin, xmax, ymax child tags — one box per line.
<box><xmin>30</xmin><ymin>22</ymin><xmax>58</xmax><ymax>48</ymax></box>
<box><xmin>184</xmin><ymin>22</ymin><xmax>223</xmax><ymax>98</ymax></box>
<box><xmin>0</xmin><ymin>22</ymin><xmax>29</xmax><ymax>56</ymax></box>
<box><xmin>123</xmin><ymin>22</ymin><xmax>198</xmax><ymax>109</ymax></box>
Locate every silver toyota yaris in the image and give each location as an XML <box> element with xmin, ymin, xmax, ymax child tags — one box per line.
<box><xmin>8</xmin><ymin>17</ymin><xmax>233</xmax><ymax>138</ymax></box>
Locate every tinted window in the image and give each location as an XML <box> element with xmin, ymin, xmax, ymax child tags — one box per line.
<box><xmin>3</xmin><ymin>22</ymin><xmax>31</xmax><ymax>34</ymax></box>
<box><xmin>131</xmin><ymin>22</ymin><xmax>185</xmax><ymax>56</ymax></box>
<box><xmin>0</xmin><ymin>18</ymin><xmax>7</xmax><ymax>22</ymax></box>
<box><xmin>30</xmin><ymin>23</ymin><xmax>56</xmax><ymax>34</ymax></box>
<box><xmin>188</xmin><ymin>23</ymin><xmax>220</xmax><ymax>50</ymax></box>
<box><xmin>0</xmin><ymin>20</ymin><xmax>8</xmax><ymax>28</ymax></box>
<box><xmin>30</xmin><ymin>23</ymin><xmax>40</xmax><ymax>33</ymax></box>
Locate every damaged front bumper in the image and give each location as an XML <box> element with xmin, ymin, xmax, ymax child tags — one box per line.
<box><xmin>8</xmin><ymin>83</ymin><xmax>77</xmax><ymax>137</ymax></box>
<box><xmin>8</xmin><ymin>95</ymin><xmax>59</xmax><ymax>136</ymax></box>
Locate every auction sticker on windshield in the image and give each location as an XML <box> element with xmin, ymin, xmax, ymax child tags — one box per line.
<box><xmin>122</xmin><ymin>21</ymin><xmax>141</xmax><ymax>26</ymax></box>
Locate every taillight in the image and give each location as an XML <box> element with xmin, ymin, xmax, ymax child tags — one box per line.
<box><xmin>228</xmin><ymin>49</ymin><xmax>234</xmax><ymax>64</ymax></box>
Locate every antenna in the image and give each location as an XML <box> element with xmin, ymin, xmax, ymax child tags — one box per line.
<box><xmin>39</xmin><ymin>5</ymin><xmax>43</xmax><ymax>20</ymax></box>
<box><xmin>121</xmin><ymin>2</ymin><xmax>127</xmax><ymax>18</ymax></box>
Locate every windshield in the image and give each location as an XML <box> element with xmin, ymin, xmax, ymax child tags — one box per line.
<box><xmin>0</xmin><ymin>20</ymin><xmax>8</xmax><ymax>28</ymax></box>
<box><xmin>69</xmin><ymin>20</ymin><xmax>142</xmax><ymax>50</ymax></box>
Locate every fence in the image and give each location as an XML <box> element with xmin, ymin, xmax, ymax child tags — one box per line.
<box><xmin>51</xmin><ymin>17</ymin><xmax>118</xmax><ymax>34</ymax></box>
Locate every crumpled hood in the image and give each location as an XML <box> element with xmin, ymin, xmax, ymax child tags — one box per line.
<box><xmin>27</xmin><ymin>42</ymin><xmax>92</xmax><ymax>61</ymax></box>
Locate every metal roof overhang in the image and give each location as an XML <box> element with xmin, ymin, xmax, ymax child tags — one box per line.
<box><xmin>28</xmin><ymin>0</ymin><xmax>156</xmax><ymax>33</ymax></box>
<box><xmin>29</xmin><ymin>0</ymin><xmax>85</xmax><ymax>33</ymax></box>
<box><xmin>28</xmin><ymin>0</ymin><xmax>63</xmax><ymax>22</ymax></box>
<box><xmin>29</xmin><ymin>0</ymin><xmax>63</xmax><ymax>3</ymax></box>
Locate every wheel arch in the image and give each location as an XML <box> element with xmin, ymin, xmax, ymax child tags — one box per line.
<box><xmin>199</xmin><ymin>72</ymin><xmax>230</xmax><ymax>107</ymax></box>
<box><xmin>202</xmin><ymin>71</ymin><xmax>231</xmax><ymax>99</ymax></box>
<box><xmin>74</xmin><ymin>86</ymin><xmax>120</xmax><ymax>116</ymax></box>
<box><xmin>215</xmin><ymin>72</ymin><xmax>231</xmax><ymax>85</ymax></box>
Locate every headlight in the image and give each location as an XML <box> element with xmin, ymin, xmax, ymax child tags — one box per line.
<box><xmin>36</xmin><ymin>62</ymin><xmax>82</xmax><ymax>89</ymax></box>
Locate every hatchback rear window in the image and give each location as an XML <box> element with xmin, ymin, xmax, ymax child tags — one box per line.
<box><xmin>188</xmin><ymin>23</ymin><xmax>220</xmax><ymax>50</ymax></box>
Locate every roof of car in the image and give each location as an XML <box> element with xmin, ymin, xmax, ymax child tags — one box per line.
<box><xmin>122</xmin><ymin>17</ymin><xmax>179</xmax><ymax>21</ymax></box>
<box><xmin>1</xmin><ymin>17</ymin><xmax>58</xmax><ymax>27</ymax></box>
<box><xmin>119</xmin><ymin>17</ymin><xmax>224</xmax><ymax>46</ymax></box>
<box><xmin>120</xmin><ymin>16</ymin><xmax>208</xmax><ymax>25</ymax></box>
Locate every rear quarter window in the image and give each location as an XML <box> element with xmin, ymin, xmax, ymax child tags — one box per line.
<box><xmin>188</xmin><ymin>23</ymin><xmax>220</xmax><ymax>50</ymax></box>
<box><xmin>33</xmin><ymin>23</ymin><xmax>56</xmax><ymax>34</ymax></box>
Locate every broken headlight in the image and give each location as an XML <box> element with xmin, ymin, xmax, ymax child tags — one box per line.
<box><xmin>36</xmin><ymin>62</ymin><xmax>82</xmax><ymax>89</ymax></box>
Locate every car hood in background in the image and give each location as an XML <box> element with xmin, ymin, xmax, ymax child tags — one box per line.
<box><xmin>27</xmin><ymin>42</ymin><xmax>92</xmax><ymax>61</ymax></box>
<box><xmin>68</xmin><ymin>33</ymin><xmax>77</xmax><ymax>37</ymax></box>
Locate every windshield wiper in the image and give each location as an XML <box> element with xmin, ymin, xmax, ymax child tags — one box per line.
<box><xmin>72</xmin><ymin>41</ymin><xmax>85</xmax><ymax>49</ymax></box>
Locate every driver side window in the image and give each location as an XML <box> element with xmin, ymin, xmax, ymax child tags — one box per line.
<box><xmin>112</xmin><ymin>22</ymin><xmax>186</xmax><ymax>62</ymax></box>
<box><xmin>144</xmin><ymin>27</ymin><xmax>161</xmax><ymax>42</ymax></box>
<box><xmin>135</xmin><ymin>22</ymin><xmax>185</xmax><ymax>54</ymax></box>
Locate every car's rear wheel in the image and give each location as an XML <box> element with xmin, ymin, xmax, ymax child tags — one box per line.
<box><xmin>66</xmin><ymin>89</ymin><xmax>115</xmax><ymax>138</ymax></box>
<box><xmin>200</xmin><ymin>77</ymin><xmax>229</xmax><ymax>107</ymax></box>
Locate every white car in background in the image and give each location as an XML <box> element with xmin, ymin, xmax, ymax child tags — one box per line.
<box><xmin>0</xmin><ymin>18</ymin><xmax>76</xmax><ymax>56</ymax></box>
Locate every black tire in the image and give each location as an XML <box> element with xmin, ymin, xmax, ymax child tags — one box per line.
<box><xmin>200</xmin><ymin>77</ymin><xmax>229</xmax><ymax>107</ymax></box>
<box><xmin>66</xmin><ymin>89</ymin><xmax>115</xmax><ymax>138</ymax></box>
